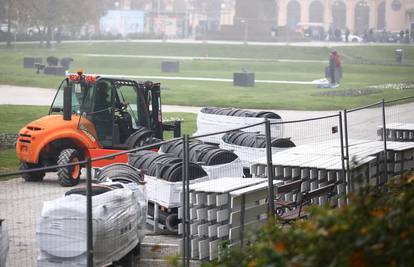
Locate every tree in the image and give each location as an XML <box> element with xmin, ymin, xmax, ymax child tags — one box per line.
<box><xmin>13</xmin><ymin>0</ymin><xmax>112</xmax><ymax>46</ymax></box>
<box><xmin>1</xmin><ymin>0</ymin><xmax>19</xmax><ymax>48</ymax></box>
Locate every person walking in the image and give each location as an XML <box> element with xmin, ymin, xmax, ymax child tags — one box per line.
<box><xmin>329</xmin><ymin>51</ymin><xmax>341</xmax><ymax>87</ymax></box>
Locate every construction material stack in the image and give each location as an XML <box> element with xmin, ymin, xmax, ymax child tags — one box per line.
<box><xmin>160</xmin><ymin>139</ymin><xmax>244</xmax><ymax>179</ymax></box>
<box><xmin>128</xmin><ymin>150</ymin><xmax>209</xmax><ymax>231</ymax></box>
<box><xmin>194</xmin><ymin>107</ymin><xmax>283</xmax><ymax>144</ymax></box>
<box><xmin>178</xmin><ymin>178</ymin><xmax>284</xmax><ymax>260</ymax></box>
<box><xmin>220</xmin><ymin>131</ymin><xmax>295</xmax><ymax>173</ymax></box>
<box><xmin>36</xmin><ymin>164</ymin><xmax>146</xmax><ymax>266</ymax></box>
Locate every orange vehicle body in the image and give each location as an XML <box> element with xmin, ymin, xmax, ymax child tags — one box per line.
<box><xmin>16</xmin><ymin>114</ymin><xmax>128</xmax><ymax>168</ymax></box>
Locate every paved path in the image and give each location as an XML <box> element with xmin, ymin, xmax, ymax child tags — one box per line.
<box><xmin>0</xmin><ymin>39</ymin><xmax>396</xmax><ymax>47</ymax></box>
<box><xmin>85</xmin><ymin>53</ymin><xmax>328</xmax><ymax>63</ymax></box>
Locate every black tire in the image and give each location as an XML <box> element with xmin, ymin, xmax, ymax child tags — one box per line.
<box><xmin>57</xmin><ymin>148</ymin><xmax>82</xmax><ymax>187</ymax></box>
<box><xmin>20</xmin><ymin>162</ymin><xmax>45</xmax><ymax>182</ymax></box>
<box><xmin>65</xmin><ymin>184</ymin><xmax>113</xmax><ymax>196</ymax></box>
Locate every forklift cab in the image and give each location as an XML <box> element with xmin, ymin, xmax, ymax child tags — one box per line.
<box><xmin>50</xmin><ymin>74</ymin><xmax>164</xmax><ymax>148</ymax></box>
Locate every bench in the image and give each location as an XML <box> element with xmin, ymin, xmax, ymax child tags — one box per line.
<box><xmin>274</xmin><ymin>179</ymin><xmax>303</xmax><ymax>215</ymax></box>
<box><xmin>277</xmin><ymin>183</ymin><xmax>336</xmax><ymax>224</ymax></box>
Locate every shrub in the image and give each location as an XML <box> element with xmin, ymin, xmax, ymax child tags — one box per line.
<box><xmin>206</xmin><ymin>174</ymin><xmax>414</xmax><ymax>267</ymax></box>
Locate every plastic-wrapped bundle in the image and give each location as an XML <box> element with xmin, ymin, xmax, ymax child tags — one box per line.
<box><xmin>36</xmin><ymin>180</ymin><xmax>147</xmax><ymax>266</ymax></box>
<box><xmin>0</xmin><ymin>219</ymin><xmax>9</xmax><ymax>267</ymax></box>
<box><xmin>193</xmin><ymin>107</ymin><xmax>284</xmax><ymax>144</ymax></box>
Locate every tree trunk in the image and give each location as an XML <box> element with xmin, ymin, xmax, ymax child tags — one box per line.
<box><xmin>6</xmin><ymin>2</ymin><xmax>12</xmax><ymax>48</ymax></box>
<box><xmin>46</xmin><ymin>25</ymin><xmax>51</xmax><ymax>48</ymax></box>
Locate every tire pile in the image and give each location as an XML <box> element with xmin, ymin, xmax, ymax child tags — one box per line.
<box><xmin>201</xmin><ymin>107</ymin><xmax>281</xmax><ymax>119</ymax></box>
<box><xmin>128</xmin><ymin>150</ymin><xmax>207</xmax><ymax>181</ymax></box>
<box><xmin>222</xmin><ymin>131</ymin><xmax>296</xmax><ymax>148</ymax></box>
<box><xmin>161</xmin><ymin>140</ymin><xmax>238</xmax><ymax>165</ymax></box>
<box><xmin>125</xmin><ymin>126</ymin><xmax>162</xmax><ymax>149</ymax></box>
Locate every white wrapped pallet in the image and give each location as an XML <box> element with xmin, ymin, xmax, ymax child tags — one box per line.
<box><xmin>37</xmin><ymin>183</ymin><xmax>147</xmax><ymax>266</ymax></box>
<box><xmin>201</xmin><ymin>158</ymin><xmax>244</xmax><ymax>179</ymax></box>
<box><xmin>220</xmin><ymin>141</ymin><xmax>288</xmax><ymax>168</ymax></box>
<box><xmin>0</xmin><ymin>220</ymin><xmax>9</xmax><ymax>267</ymax></box>
<box><xmin>193</xmin><ymin>112</ymin><xmax>284</xmax><ymax>144</ymax></box>
<box><xmin>145</xmin><ymin>175</ymin><xmax>209</xmax><ymax>208</ymax></box>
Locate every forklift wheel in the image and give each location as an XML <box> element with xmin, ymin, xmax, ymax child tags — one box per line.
<box><xmin>20</xmin><ymin>162</ymin><xmax>45</xmax><ymax>182</ymax></box>
<box><xmin>57</xmin><ymin>148</ymin><xmax>82</xmax><ymax>187</ymax></box>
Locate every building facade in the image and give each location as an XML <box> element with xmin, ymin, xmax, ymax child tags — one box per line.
<box><xmin>274</xmin><ymin>0</ymin><xmax>414</xmax><ymax>34</ymax></box>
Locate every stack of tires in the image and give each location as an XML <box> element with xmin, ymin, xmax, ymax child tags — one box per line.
<box><xmin>193</xmin><ymin>107</ymin><xmax>284</xmax><ymax>144</ymax></box>
<box><xmin>200</xmin><ymin>107</ymin><xmax>281</xmax><ymax>119</ymax></box>
<box><xmin>36</xmin><ymin>164</ymin><xmax>146</xmax><ymax>267</ymax></box>
<box><xmin>220</xmin><ymin>131</ymin><xmax>296</xmax><ymax>174</ymax></box>
<box><xmin>161</xmin><ymin>139</ymin><xmax>244</xmax><ymax>179</ymax></box>
<box><xmin>161</xmin><ymin>140</ymin><xmax>238</xmax><ymax>165</ymax></box>
<box><xmin>222</xmin><ymin>131</ymin><xmax>296</xmax><ymax>148</ymax></box>
<box><xmin>128</xmin><ymin>150</ymin><xmax>207</xmax><ymax>181</ymax></box>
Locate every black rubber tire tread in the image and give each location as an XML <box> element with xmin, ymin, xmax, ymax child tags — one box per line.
<box><xmin>57</xmin><ymin>148</ymin><xmax>82</xmax><ymax>187</ymax></box>
<box><xmin>125</xmin><ymin>126</ymin><xmax>154</xmax><ymax>149</ymax></box>
<box><xmin>20</xmin><ymin>162</ymin><xmax>45</xmax><ymax>182</ymax></box>
<box><xmin>65</xmin><ymin>184</ymin><xmax>113</xmax><ymax>196</ymax></box>
<box><xmin>96</xmin><ymin>163</ymin><xmax>144</xmax><ymax>184</ymax></box>
<box><xmin>271</xmin><ymin>138</ymin><xmax>296</xmax><ymax>148</ymax></box>
<box><xmin>223</xmin><ymin>131</ymin><xmax>295</xmax><ymax>148</ymax></box>
<box><xmin>201</xmin><ymin>107</ymin><xmax>282</xmax><ymax>120</ymax></box>
<box><xmin>128</xmin><ymin>150</ymin><xmax>154</xmax><ymax>168</ymax></box>
<box><xmin>147</xmin><ymin>155</ymin><xmax>181</xmax><ymax>178</ymax></box>
<box><xmin>165</xmin><ymin>214</ymin><xmax>180</xmax><ymax>232</ymax></box>
<box><xmin>166</xmin><ymin>162</ymin><xmax>207</xmax><ymax>182</ymax></box>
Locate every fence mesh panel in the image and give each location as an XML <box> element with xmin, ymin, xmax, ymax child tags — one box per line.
<box><xmin>0</xmin><ymin>172</ymin><xmax>85</xmax><ymax>266</ymax></box>
<box><xmin>383</xmin><ymin>97</ymin><xmax>414</xmax><ymax>142</ymax></box>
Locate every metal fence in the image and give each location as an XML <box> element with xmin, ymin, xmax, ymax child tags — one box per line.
<box><xmin>0</xmin><ymin>96</ymin><xmax>413</xmax><ymax>267</ymax></box>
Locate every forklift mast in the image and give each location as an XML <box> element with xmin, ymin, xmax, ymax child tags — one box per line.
<box><xmin>142</xmin><ymin>82</ymin><xmax>163</xmax><ymax>140</ymax></box>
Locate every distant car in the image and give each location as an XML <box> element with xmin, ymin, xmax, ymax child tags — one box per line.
<box><xmin>341</xmin><ymin>34</ymin><xmax>363</xmax><ymax>43</ymax></box>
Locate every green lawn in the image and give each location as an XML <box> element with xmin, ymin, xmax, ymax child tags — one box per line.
<box><xmin>1</xmin><ymin>42</ymin><xmax>414</xmax><ymax>110</ymax></box>
<box><xmin>0</xmin><ymin>104</ymin><xmax>197</xmax><ymax>174</ymax></box>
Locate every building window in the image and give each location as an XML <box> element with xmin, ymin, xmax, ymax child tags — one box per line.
<box><xmin>332</xmin><ymin>1</ymin><xmax>346</xmax><ymax>30</ymax></box>
<box><xmin>287</xmin><ymin>0</ymin><xmax>301</xmax><ymax>30</ymax></box>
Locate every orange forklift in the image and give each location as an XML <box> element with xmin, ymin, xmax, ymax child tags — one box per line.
<box><xmin>16</xmin><ymin>70</ymin><xmax>180</xmax><ymax>186</ymax></box>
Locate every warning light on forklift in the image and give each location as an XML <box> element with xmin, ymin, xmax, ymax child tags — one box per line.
<box><xmin>69</xmin><ymin>74</ymin><xmax>80</xmax><ymax>81</ymax></box>
<box><xmin>85</xmin><ymin>75</ymin><xmax>97</xmax><ymax>84</ymax></box>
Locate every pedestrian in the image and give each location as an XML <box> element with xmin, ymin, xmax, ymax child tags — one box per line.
<box><xmin>399</xmin><ymin>29</ymin><xmax>404</xmax><ymax>41</ymax></box>
<box><xmin>329</xmin><ymin>51</ymin><xmax>341</xmax><ymax>87</ymax></box>
<box><xmin>405</xmin><ymin>29</ymin><xmax>410</xmax><ymax>43</ymax></box>
<box><xmin>345</xmin><ymin>28</ymin><xmax>350</xmax><ymax>42</ymax></box>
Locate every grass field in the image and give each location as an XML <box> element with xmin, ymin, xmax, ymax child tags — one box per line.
<box><xmin>0</xmin><ymin>104</ymin><xmax>197</xmax><ymax>173</ymax></box>
<box><xmin>1</xmin><ymin>42</ymin><xmax>414</xmax><ymax>110</ymax></box>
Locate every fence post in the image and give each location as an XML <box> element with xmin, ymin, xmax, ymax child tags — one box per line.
<box><xmin>381</xmin><ymin>99</ymin><xmax>388</xmax><ymax>184</ymax></box>
<box><xmin>265</xmin><ymin>120</ymin><xmax>275</xmax><ymax>215</ymax></box>
<box><xmin>338</xmin><ymin>112</ymin><xmax>347</xmax><ymax>206</ymax></box>
<box><xmin>86</xmin><ymin>158</ymin><xmax>93</xmax><ymax>267</ymax></box>
<box><xmin>182</xmin><ymin>135</ymin><xmax>190</xmax><ymax>267</ymax></box>
<box><xmin>343</xmin><ymin>109</ymin><xmax>351</xmax><ymax>198</ymax></box>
